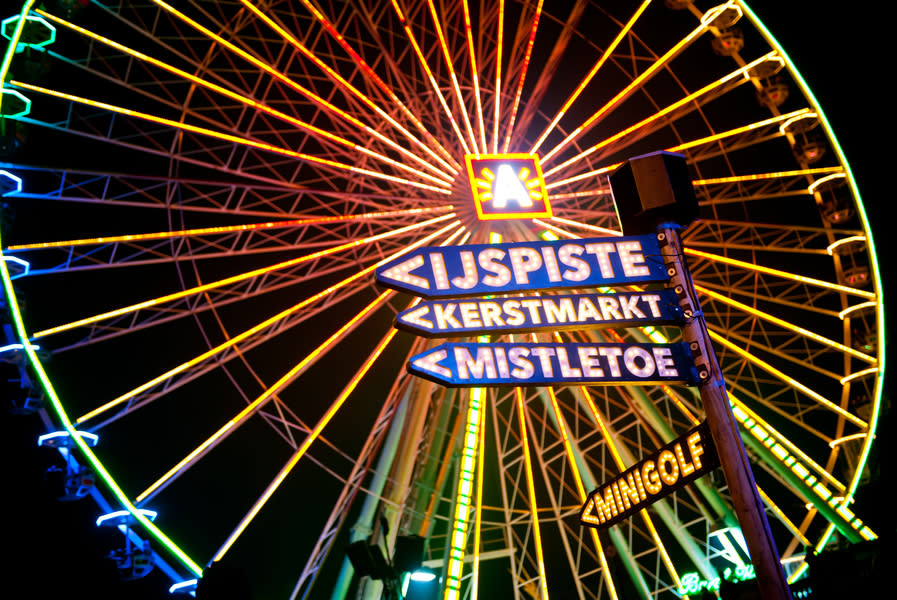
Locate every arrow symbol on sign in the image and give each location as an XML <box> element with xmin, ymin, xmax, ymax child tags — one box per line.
<box><xmin>410</xmin><ymin>348</ymin><xmax>451</xmax><ymax>379</ymax></box>
<box><xmin>378</xmin><ymin>255</ymin><xmax>429</xmax><ymax>292</ymax></box>
<box><xmin>398</xmin><ymin>305</ymin><xmax>433</xmax><ymax>330</ymax></box>
<box><xmin>580</xmin><ymin>493</ymin><xmax>603</xmax><ymax>527</ymax></box>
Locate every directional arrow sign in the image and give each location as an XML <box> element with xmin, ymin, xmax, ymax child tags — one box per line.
<box><xmin>580</xmin><ymin>421</ymin><xmax>719</xmax><ymax>531</ymax></box>
<box><xmin>395</xmin><ymin>289</ymin><xmax>685</xmax><ymax>337</ymax></box>
<box><xmin>407</xmin><ymin>341</ymin><xmax>697</xmax><ymax>387</ymax></box>
<box><xmin>376</xmin><ymin>234</ymin><xmax>666</xmax><ymax>298</ymax></box>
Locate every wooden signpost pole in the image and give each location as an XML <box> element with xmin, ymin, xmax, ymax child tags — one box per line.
<box><xmin>658</xmin><ymin>224</ymin><xmax>792</xmax><ymax>600</ymax></box>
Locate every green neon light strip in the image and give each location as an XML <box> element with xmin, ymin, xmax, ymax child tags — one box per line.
<box><xmin>0</xmin><ymin>1</ymin><xmax>202</xmax><ymax>578</ymax></box>
<box><xmin>740</xmin><ymin>1</ymin><xmax>886</xmax><ymax>578</ymax></box>
<box><xmin>443</xmin><ymin>386</ymin><xmax>484</xmax><ymax>600</ymax></box>
<box><xmin>741</xmin><ymin>0</ymin><xmax>885</xmax><ymax>495</ymax></box>
<box><xmin>733</xmin><ymin>403</ymin><xmax>875</xmax><ymax>541</ymax></box>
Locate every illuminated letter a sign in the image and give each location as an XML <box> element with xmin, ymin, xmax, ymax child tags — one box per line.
<box><xmin>466</xmin><ymin>154</ymin><xmax>552</xmax><ymax>221</ymax></box>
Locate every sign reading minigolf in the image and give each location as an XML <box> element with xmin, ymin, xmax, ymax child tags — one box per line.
<box><xmin>580</xmin><ymin>421</ymin><xmax>719</xmax><ymax>530</ymax></box>
<box><xmin>376</xmin><ymin>234</ymin><xmax>667</xmax><ymax>298</ymax></box>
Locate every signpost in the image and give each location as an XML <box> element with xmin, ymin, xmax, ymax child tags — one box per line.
<box><xmin>375</xmin><ymin>151</ymin><xmax>792</xmax><ymax>600</ymax></box>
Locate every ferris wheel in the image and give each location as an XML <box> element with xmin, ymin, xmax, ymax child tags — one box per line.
<box><xmin>0</xmin><ymin>1</ymin><xmax>884</xmax><ymax>599</ymax></box>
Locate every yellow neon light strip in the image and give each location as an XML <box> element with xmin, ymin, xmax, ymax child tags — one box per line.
<box><xmin>212</xmin><ymin>312</ymin><xmax>398</xmax><ymax>561</ymax></box>
<box><xmin>691</xmin><ymin>166</ymin><xmax>842</xmax><ymax>186</ymax></box>
<box><xmin>492</xmin><ymin>0</ymin><xmax>504</xmax><ymax>154</ymax></box>
<box><xmin>296</xmin><ymin>0</ymin><xmax>459</xmax><ymax>172</ymax></box>
<box><xmin>32</xmin><ymin>213</ymin><xmax>455</xmax><ymax>339</ymax></box>
<box><xmin>34</xmin><ymin>9</ymin><xmax>452</xmax><ymax>190</ymax></box>
<box><xmin>75</xmin><ymin>220</ymin><xmax>461</xmax><ymax>424</ymax></box>
<box><xmin>427</xmin><ymin>0</ymin><xmax>479</xmax><ymax>154</ymax></box>
<box><xmin>668</xmin><ymin>108</ymin><xmax>813</xmax><ymax>153</ymax></box>
<box><xmin>11</xmin><ymin>80</ymin><xmax>451</xmax><ymax>196</ymax></box>
<box><xmin>544</xmin><ymin>52</ymin><xmax>778</xmax><ymax>178</ymax></box>
<box><xmin>234</xmin><ymin>1</ymin><xmax>456</xmax><ymax>181</ymax></box>
<box><xmin>391</xmin><ymin>0</ymin><xmax>471</xmax><ymax>156</ymax></box>
<box><xmin>462</xmin><ymin>0</ymin><xmax>488</xmax><ymax>154</ymax></box>
<box><xmin>501</xmin><ymin>0</ymin><xmax>544</xmax><ymax>154</ymax></box>
<box><xmin>757</xmin><ymin>486</ymin><xmax>812</xmax><ymax>547</ymax></box>
<box><xmin>732</xmin><ymin>401</ymin><xmax>877</xmax><ymax>542</ymax></box>
<box><xmin>8</xmin><ymin>206</ymin><xmax>454</xmax><ymax>251</ymax></box>
<box><xmin>149</xmin><ymin>0</ymin><xmax>456</xmax><ymax>179</ymax></box>
<box><xmin>137</xmin><ymin>289</ymin><xmax>392</xmax><ymax>504</ymax></box>
<box><xmin>685</xmin><ymin>247</ymin><xmax>875</xmax><ymax>299</ymax></box>
<box><xmin>514</xmin><ymin>387</ymin><xmax>549</xmax><ymax>600</ymax></box>
<box><xmin>529</xmin><ymin>0</ymin><xmax>652</xmax><ymax>154</ymax></box>
<box><xmin>840</xmin><ymin>367</ymin><xmax>879</xmax><ymax>385</ymax></box>
<box><xmin>541</xmin><ymin>20</ymin><xmax>709</xmax><ymax>164</ymax></box>
<box><xmin>545</xmin><ymin>109</ymin><xmax>813</xmax><ymax>190</ymax></box>
<box><xmin>807</xmin><ymin>172</ymin><xmax>846</xmax><ymax>195</ymax></box>
<box><xmin>574</xmin><ymin>385</ymin><xmax>682</xmax><ymax>589</ymax></box>
<box><xmin>696</xmin><ymin>284</ymin><xmax>877</xmax><ymax>364</ymax></box>
<box><xmin>732</xmin><ymin>399</ymin><xmax>846</xmax><ymax>494</ymax></box>
<box><xmin>708</xmin><ymin>330</ymin><xmax>868</xmax><ymax>429</ymax></box>
<box><xmin>547</xmin><ymin>387</ymin><xmax>618</xmax><ymax>599</ymax></box>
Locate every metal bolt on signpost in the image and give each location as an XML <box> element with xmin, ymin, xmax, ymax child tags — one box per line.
<box><xmin>609</xmin><ymin>151</ymin><xmax>792</xmax><ymax>600</ymax></box>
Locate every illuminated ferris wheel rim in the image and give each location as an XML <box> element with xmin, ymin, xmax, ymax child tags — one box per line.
<box><xmin>0</xmin><ymin>0</ymin><xmax>885</xmax><ymax>596</ymax></box>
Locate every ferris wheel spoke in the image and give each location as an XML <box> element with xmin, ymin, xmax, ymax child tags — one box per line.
<box><xmin>684</xmin><ymin>219</ymin><xmax>855</xmax><ymax>256</ymax></box>
<box><xmin>135</xmin><ymin>287</ymin><xmax>396</xmax><ymax>505</ymax></box>
<box><xmin>499</xmin><ymin>0</ymin><xmax>542</xmax><ymax>154</ymax></box>
<box><xmin>697</xmin><ymin>288</ymin><xmax>877</xmax><ymax>365</ymax></box>
<box><xmin>233</xmin><ymin>0</ymin><xmax>459</xmax><ymax>182</ymax></box>
<box><xmin>425</xmin><ymin>0</ymin><xmax>481</xmax><ymax>154</ymax></box>
<box><xmin>146</xmin><ymin>0</ymin><xmax>453</xmax><ymax>179</ymax></box>
<box><xmin>74</xmin><ymin>218</ymin><xmax>460</xmax><ymax>429</ymax></box>
<box><xmin>540</xmin><ymin>18</ymin><xmax>711</xmax><ymax>165</ymax></box>
<box><xmin>7</xmin><ymin>207</ymin><xmax>454</xmax><ymax>275</ymax></box>
<box><xmin>13</xmin><ymin>79</ymin><xmax>453</xmax><ymax>195</ymax></box>
<box><xmin>292</xmin><ymin>0</ymin><xmax>463</xmax><ymax>172</ymax></box>
<box><xmin>668</xmin><ymin>108</ymin><xmax>814</xmax><ymax>157</ymax></box>
<box><xmin>76</xmin><ymin>278</ymin><xmax>373</xmax><ymax>430</ymax></box>
<box><xmin>543</xmin><ymin>107</ymin><xmax>815</xmax><ymax>192</ymax></box>
<box><xmin>708</xmin><ymin>329</ymin><xmax>867</xmax><ymax>430</ymax></box>
<box><xmin>0</xmin><ymin>165</ymin><xmax>441</xmax><ymax>217</ymax></box>
<box><xmin>543</xmin><ymin>51</ymin><xmax>779</xmax><ymax>179</ymax></box>
<box><xmin>687</xmin><ymin>248</ymin><xmax>875</xmax><ymax>300</ymax></box>
<box><xmin>29</xmin><ymin>213</ymin><xmax>455</xmax><ymax>340</ymax></box>
<box><xmin>460</xmin><ymin>0</ymin><xmax>488</xmax><ymax>153</ymax></box>
<box><xmin>211</xmin><ymin>315</ymin><xmax>402</xmax><ymax>562</ymax></box>
<box><xmin>388</xmin><ymin>0</ymin><xmax>473</xmax><ymax>156</ymax></box>
<box><xmin>529</xmin><ymin>0</ymin><xmax>652</xmax><ymax>155</ymax></box>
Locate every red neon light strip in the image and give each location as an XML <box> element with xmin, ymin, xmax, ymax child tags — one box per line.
<box><xmin>297</xmin><ymin>0</ymin><xmax>460</xmax><ymax>171</ymax></box>
<box><xmin>529</xmin><ymin>0</ymin><xmax>652</xmax><ymax>154</ymax></box>
<box><xmin>427</xmin><ymin>0</ymin><xmax>479</xmax><ymax>154</ymax></box>
<box><xmin>501</xmin><ymin>0</ymin><xmax>544</xmax><ymax>153</ymax></box>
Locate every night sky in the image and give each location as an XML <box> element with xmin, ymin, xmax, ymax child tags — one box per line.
<box><xmin>3</xmin><ymin>2</ymin><xmax>892</xmax><ymax>599</ymax></box>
